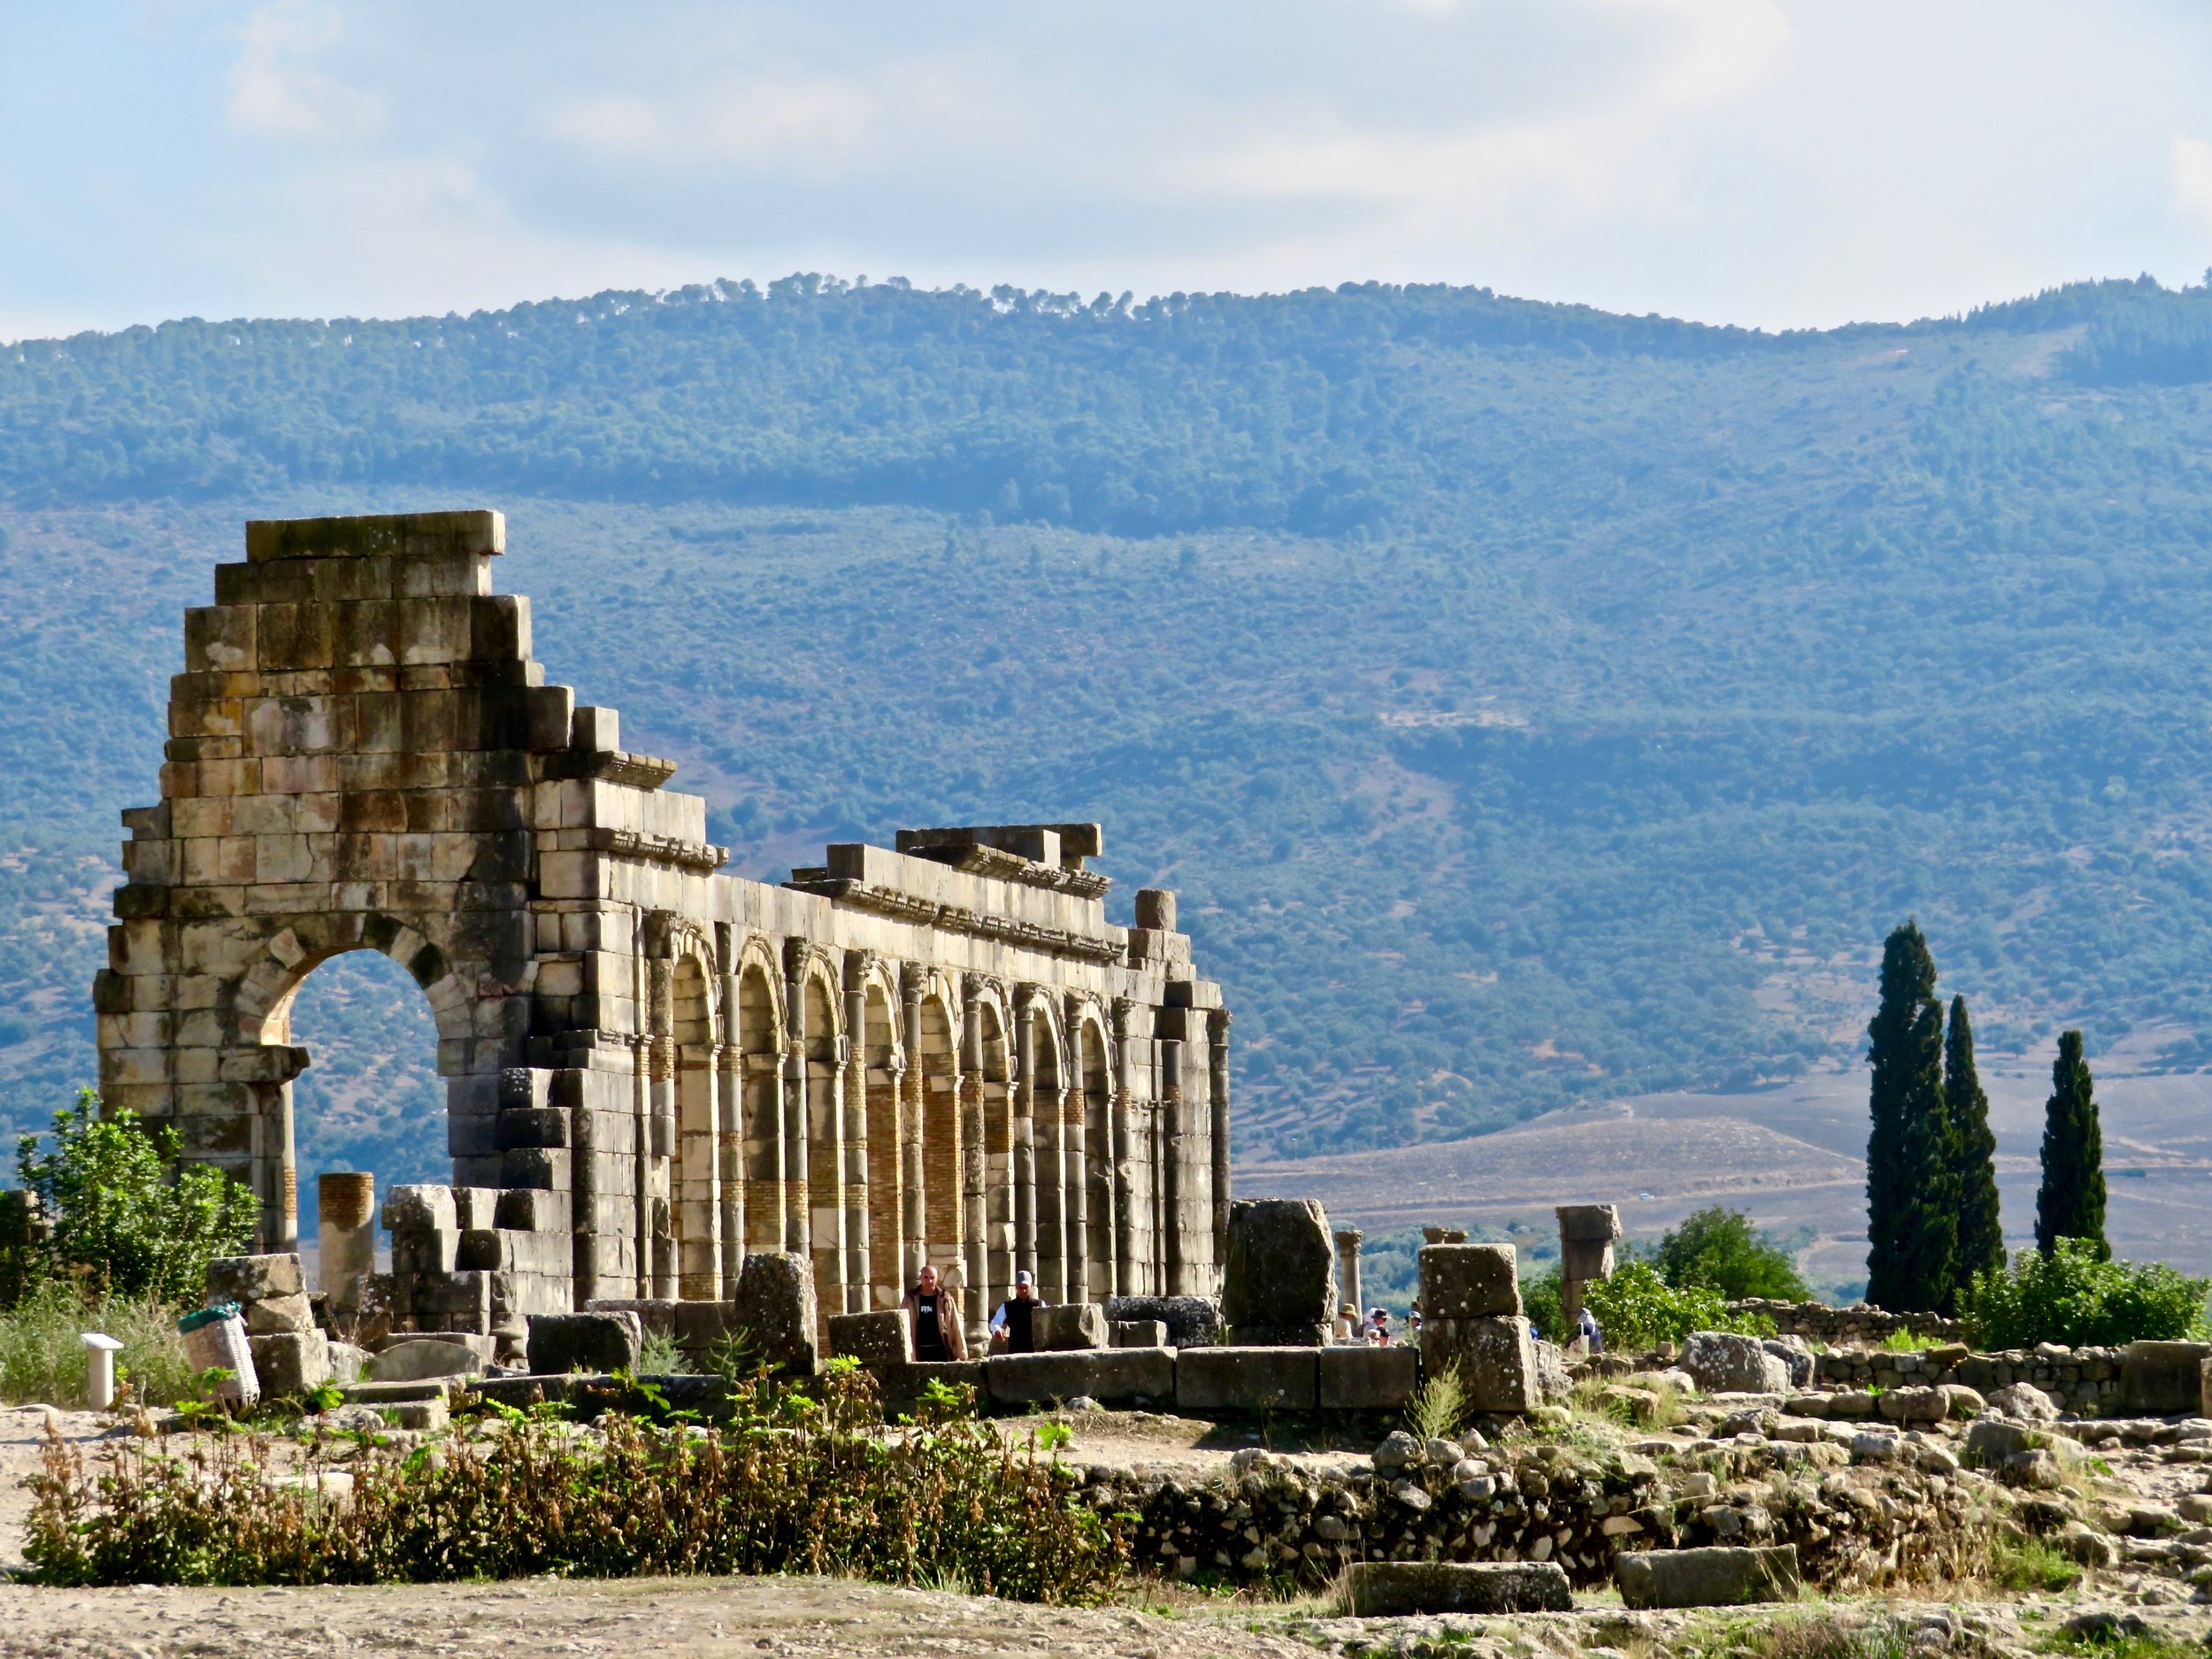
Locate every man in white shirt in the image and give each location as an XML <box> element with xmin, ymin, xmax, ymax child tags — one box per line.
<box><xmin>990</xmin><ymin>1271</ymin><xmax>1048</xmax><ymax>1353</ymax></box>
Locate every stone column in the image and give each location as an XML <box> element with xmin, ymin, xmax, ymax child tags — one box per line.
<box><xmin>1334</xmin><ymin>1228</ymin><xmax>1363</xmax><ymax>1329</ymax></box>
<box><xmin>899</xmin><ymin>963</ymin><xmax>927</xmax><ymax>1286</ymax></box>
<box><xmin>319</xmin><ymin>1171</ymin><xmax>375</xmax><ymax>1317</ymax></box>
<box><xmin>1208</xmin><ymin>1009</ymin><xmax>1232</xmax><ymax>1284</ymax></box>
<box><xmin>716</xmin><ymin>1035</ymin><xmax>745</xmax><ymax>1291</ymax></box>
<box><xmin>1159</xmin><ymin>1023</ymin><xmax>1186</xmax><ymax>1297</ymax></box>
<box><xmin>1013</xmin><ymin>988</ymin><xmax>1039</xmax><ymax>1285</ymax></box>
<box><xmin>1557</xmin><ymin>1203</ymin><xmax>1623</xmax><ymax>1325</ymax></box>
<box><xmin>1110</xmin><ymin>997</ymin><xmax>1137</xmax><ymax>1299</ymax></box>
<box><xmin>841</xmin><ymin>957</ymin><xmax>872</xmax><ymax>1316</ymax></box>
<box><xmin>1063</xmin><ymin>1083</ymin><xmax>1088</xmax><ymax>1305</ymax></box>
<box><xmin>960</xmin><ymin>985</ymin><xmax>989</xmax><ymax>1338</ymax></box>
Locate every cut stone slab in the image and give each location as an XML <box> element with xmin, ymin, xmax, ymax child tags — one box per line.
<box><xmin>249</xmin><ymin>1331</ymin><xmax>331</xmax><ymax>1398</ymax></box>
<box><xmin>1104</xmin><ymin>1295</ymin><xmax>1221</xmax><ymax>1348</ymax></box>
<box><xmin>1220</xmin><ymin>1199</ymin><xmax>1336</xmax><ymax>1331</ymax></box>
<box><xmin>1110</xmin><ymin>1318</ymin><xmax>1168</xmax><ymax>1349</ymax></box>
<box><xmin>2123</xmin><ymin>1341</ymin><xmax>2212</xmax><ymax>1415</ymax></box>
<box><xmin>1679</xmin><ymin>1332</ymin><xmax>1791</xmax><ymax>1395</ymax></box>
<box><xmin>205</xmin><ymin>1253</ymin><xmax>304</xmax><ymax>1305</ymax></box>
<box><xmin>1040</xmin><ymin>1302</ymin><xmax>1108</xmax><ymax>1351</ymax></box>
<box><xmin>733</xmin><ymin>1251</ymin><xmax>818</xmax><ymax>1378</ymax></box>
<box><xmin>526</xmin><ymin>1310</ymin><xmax>641</xmax><ymax>1376</ymax></box>
<box><xmin>1174</xmin><ymin>1346</ymin><xmax>1317</xmax><ymax>1411</ymax></box>
<box><xmin>1319</xmin><ymin>1344</ymin><xmax>1419</xmax><ymax>1409</ymax></box>
<box><xmin>340</xmin><ymin>1379</ymin><xmax>452</xmax><ymax>1406</ymax></box>
<box><xmin>242</xmin><ymin>1294</ymin><xmax>314</xmax><ymax>1336</ymax></box>
<box><xmin>1616</xmin><ymin>1545</ymin><xmax>1801</xmax><ymax>1609</ymax></box>
<box><xmin>1349</xmin><ymin>1560</ymin><xmax>1571</xmax><ymax>1616</ymax></box>
<box><xmin>1426</xmin><ymin>1314</ymin><xmax>1539</xmax><ymax>1414</ymax></box>
<box><xmin>1418</xmin><ymin>1244</ymin><xmax>1521</xmax><ymax>1318</ymax></box>
<box><xmin>828</xmin><ymin>1309</ymin><xmax>911</xmax><ymax>1367</ymax></box>
<box><xmin>370</xmin><ymin>1338</ymin><xmax>485</xmax><ymax>1383</ymax></box>
<box><xmin>984</xmin><ymin>1348</ymin><xmax>1174</xmax><ymax>1407</ymax></box>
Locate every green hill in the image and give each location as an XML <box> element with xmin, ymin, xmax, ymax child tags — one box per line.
<box><xmin>6</xmin><ymin>273</ymin><xmax>2212</xmax><ymax>1188</ymax></box>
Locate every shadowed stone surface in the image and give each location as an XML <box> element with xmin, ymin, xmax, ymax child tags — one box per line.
<box><xmin>526</xmin><ymin>1311</ymin><xmax>641</xmax><ymax>1376</ymax></box>
<box><xmin>1348</xmin><ymin>1561</ymin><xmax>1572</xmax><ymax>1616</ymax></box>
<box><xmin>1220</xmin><ymin>1199</ymin><xmax>1335</xmax><ymax>1337</ymax></box>
<box><xmin>1616</xmin><ymin>1545</ymin><xmax>1801</xmax><ymax>1609</ymax></box>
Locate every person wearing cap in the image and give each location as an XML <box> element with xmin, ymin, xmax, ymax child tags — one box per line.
<box><xmin>1333</xmin><ymin>1302</ymin><xmax>1358</xmax><ymax>1343</ymax></box>
<box><xmin>1366</xmin><ymin>1307</ymin><xmax>1394</xmax><ymax>1347</ymax></box>
<box><xmin>900</xmin><ymin>1263</ymin><xmax>967</xmax><ymax>1363</ymax></box>
<box><xmin>989</xmin><ymin>1271</ymin><xmax>1049</xmax><ymax>1354</ymax></box>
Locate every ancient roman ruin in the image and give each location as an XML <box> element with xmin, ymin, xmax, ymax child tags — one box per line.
<box><xmin>93</xmin><ymin>510</ymin><xmax>1232</xmax><ymax>1343</ymax></box>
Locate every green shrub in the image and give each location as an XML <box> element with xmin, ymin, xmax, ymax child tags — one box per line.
<box><xmin>1961</xmin><ymin>1240</ymin><xmax>2210</xmax><ymax>1350</ymax></box>
<box><xmin>1520</xmin><ymin>1266</ymin><xmax>1566</xmax><ymax>1343</ymax></box>
<box><xmin>1651</xmin><ymin>1207</ymin><xmax>1810</xmax><ymax>1302</ymax></box>
<box><xmin>4</xmin><ymin>1094</ymin><xmax>257</xmax><ymax>1307</ymax></box>
<box><xmin>1583</xmin><ymin>1262</ymin><xmax>1776</xmax><ymax>1352</ymax></box>
<box><xmin>0</xmin><ymin>1279</ymin><xmax>195</xmax><ymax>1407</ymax></box>
<box><xmin>1404</xmin><ymin>1359</ymin><xmax>1466</xmax><ymax>1440</ymax></box>
<box><xmin>26</xmin><ymin>1362</ymin><xmax>1124</xmax><ymax>1599</ymax></box>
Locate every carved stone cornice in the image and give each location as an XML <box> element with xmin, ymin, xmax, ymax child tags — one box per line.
<box><xmin>587</xmin><ymin>826</ymin><xmax>726</xmax><ymax>875</ymax></box>
<box><xmin>780</xmin><ymin>875</ymin><xmax>1123</xmax><ymax>964</ymax></box>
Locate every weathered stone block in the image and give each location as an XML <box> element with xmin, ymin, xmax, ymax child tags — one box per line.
<box><xmin>1318</xmin><ymin>1344</ymin><xmax>1420</xmax><ymax>1409</ymax></box>
<box><xmin>2122</xmin><ymin>1341</ymin><xmax>2212</xmax><ymax>1415</ymax></box>
<box><xmin>1348</xmin><ymin>1561</ymin><xmax>1571</xmax><ymax>1616</ymax></box>
<box><xmin>526</xmin><ymin>1311</ymin><xmax>641</xmax><ymax>1376</ymax></box>
<box><xmin>242</xmin><ymin>1293</ymin><xmax>313</xmax><ymax>1336</ymax></box>
<box><xmin>1174</xmin><ymin>1346</ymin><xmax>1317</xmax><ymax>1411</ymax></box>
<box><xmin>1418</xmin><ymin>1243</ymin><xmax>1521</xmax><ymax>1318</ymax></box>
<box><xmin>1040</xmin><ymin>1302</ymin><xmax>1108</xmax><ymax>1351</ymax></box>
<box><xmin>879</xmin><ymin>1359</ymin><xmax>987</xmax><ymax>1416</ymax></box>
<box><xmin>1428</xmin><ymin>1314</ymin><xmax>1540</xmax><ymax>1414</ymax></box>
<box><xmin>1110</xmin><ymin>1318</ymin><xmax>1169</xmax><ymax>1348</ymax></box>
<box><xmin>495</xmin><ymin>1186</ymin><xmax>565</xmax><ymax>1232</ymax></box>
<box><xmin>1220</xmin><ymin>1199</ymin><xmax>1336</xmax><ymax>1331</ymax></box>
<box><xmin>370</xmin><ymin>1338</ymin><xmax>486</xmax><ymax>1382</ymax></box>
<box><xmin>985</xmin><ymin>1347</ymin><xmax>1174</xmax><ymax>1407</ymax></box>
<box><xmin>249</xmin><ymin>1331</ymin><xmax>332</xmax><ymax>1398</ymax></box>
<box><xmin>1616</xmin><ymin>1545</ymin><xmax>1801</xmax><ymax>1609</ymax></box>
<box><xmin>382</xmin><ymin>1183</ymin><xmax>456</xmax><ymax>1235</ymax></box>
<box><xmin>205</xmin><ymin>1252</ymin><xmax>303</xmax><ymax>1304</ymax></box>
<box><xmin>733</xmin><ymin>1251</ymin><xmax>818</xmax><ymax>1378</ymax></box>
<box><xmin>828</xmin><ymin>1310</ymin><xmax>911</xmax><ymax>1368</ymax></box>
<box><xmin>1680</xmin><ymin>1332</ymin><xmax>1791</xmax><ymax>1395</ymax></box>
<box><xmin>1104</xmin><ymin>1294</ymin><xmax>1222</xmax><ymax>1348</ymax></box>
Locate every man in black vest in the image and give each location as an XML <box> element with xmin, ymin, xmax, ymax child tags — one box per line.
<box><xmin>989</xmin><ymin>1271</ymin><xmax>1048</xmax><ymax>1354</ymax></box>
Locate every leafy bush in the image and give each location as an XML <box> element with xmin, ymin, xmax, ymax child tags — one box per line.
<box><xmin>1961</xmin><ymin>1240</ymin><xmax>2210</xmax><ymax>1350</ymax></box>
<box><xmin>26</xmin><ymin>1361</ymin><xmax>1124</xmax><ymax>1598</ymax></box>
<box><xmin>1582</xmin><ymin>1263</ymin><xmax>1776</xmax><ymax>1352</ymax></box>
<box><xmin>4</xmin><ymin>1094</ymin><xmax>257</xmax><ymax>1307</ymax></box>
<box><xmin>1651</xmin><ymin>1207</ymin><xmax>1811</xmax><ymax>1302</ymax></box>
<box><xmin>0</xmin><ymin>1279</ymin><xmax>195</xmax><ymax>1408</ymax></box>
<box><xmin>1520</xmin><ymin>1266</ymin><xmax>1567</xmax><ymax>1343</ymax></box>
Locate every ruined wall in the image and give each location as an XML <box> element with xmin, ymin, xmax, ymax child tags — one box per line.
<box><xmin>95</xmin><ymin>511</ymin><xmax>1233</xmax><ymax>1341</ymax></box>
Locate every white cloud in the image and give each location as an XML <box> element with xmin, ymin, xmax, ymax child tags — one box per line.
<box><xmin>227</xmin><ymin>1</ymin><xmax>386</xmax><ymax>144</ymax></box>
<box><xmin>2174</xmin><ymin>134</ymin><xmax>2212</xmax><ymax>233</ymax></box>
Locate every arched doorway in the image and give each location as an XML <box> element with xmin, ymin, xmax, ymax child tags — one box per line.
<box><xmin>1030</xmin><ymin>1012</ymin><xmax>1067</xmax><ymax>1301</ymax></box>
<box><xmin>669</xmin><ymin>950</ymin><xmax>720</xmax><ymax>1300</ymax></box>
<box><xmin>918</xmin><ymin>990</ymin><xmax>962</xmax><ymax>1290</ymax></box>
<box><xmin>803</xmin><ymin>970</ymin><xmax>845</xmax><ymax>1320</ymax></box>
<box><xmin>862</xmin><ymin>977</ymin><xmax>902</xmax><ymax>1309</ymax></box>
<box><xmin>736</xmin><ymin>958</ymin><xmax>786</xmax><ymax>1249</ymax></box>
<box><xmin>974</xmin><ymin>998</ymin><xmax>1011</xmax><ymax>1320</ymax></box>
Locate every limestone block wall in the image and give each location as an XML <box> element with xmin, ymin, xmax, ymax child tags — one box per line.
<box><xmin>95</xmin><ymin>510</ymin><xmax>1234</xmax><ymax>1343</ymax></box>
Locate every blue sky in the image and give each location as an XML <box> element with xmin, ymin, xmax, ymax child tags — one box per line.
<box><xmin>4</xmin><ymin>0</ymin><xmax>2212</xmax><ymax>341</ymax></box>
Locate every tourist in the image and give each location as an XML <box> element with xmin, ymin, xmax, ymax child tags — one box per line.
<box><xmin>1577</xmin><ymin>1302</ymin><xmax>1603</xmax><ymax>1355</ymax></box>
<box><xmin>1367</xmin><ymin>1306</ymin><xmax>1394</xmax><ymax>1346</ymax></box>
<box><xmin>900</xmin><ymin>1263</ymin><xmax>966</xmax><ymax>1363</ymax></box>
<box><xmin>1408</xmin><ymin>1299</ymin><xmax>1423</xmax><ymax>1345</ymax></box>
<box><xmin>990</xmin><ymin>1271</ymin><xmax>1048</xmax><ymax>1354</ymax></box>
<box><xmin>1334</xmin><ymin>1302</ymin><xmax>1358</xmax><ymax>1342</ymax></box>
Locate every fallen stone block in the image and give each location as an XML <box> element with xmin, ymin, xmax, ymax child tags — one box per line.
<box><xmin>2123</xmin><ymin>1341</ymin><xmax>2212</xmax><ymax>1415</ymax></box>
<box><xmin>1762</xmin><ymin>1337</ymin><xmax>1815</xmax><ymax>1391</ymax></box>
<box><xmin>326</xmin><ymin>1341</ymin><xmax>370</xmax><ymax>1385</ymax></box>
<box><xmin>1110</xmin><ymin>1318</ymin><xmax>1168</xmax><ymax>1348</ymax></box>
<box><xmin>385</xmin><ymin>1397</ymin><xmax>449</xmax><ymax>1432</ymax></box>
<box><xmin>1319</xmin><ymin>1344</ymin><xmax>1419</xmax><ymax>1409</ymax></box>
<box><xmin>1174</xmin><ymin>1345</ymin><xmax>1317</xmax><ymax>1411</ymax></box>
<box><xmin>1680</xmin><ymin>1333</ymin><xmax>1790</xmax><ymax>1395</ymax></box>
<box><xmin>1878</xmin><ymin>1386</ymin><xmax>1948</xmax><ymax>1424</ymax></box>
<box><xmin>828</xmin><ymin>1309</ymin><xmax>911</xmax><ymax>1368</ymax></box>
<box><xmin>242</xmin><ymin>1294</ymin><xmax>314</xmax><ymax>1336</ymax></box>
<box><xmin>1427</xmin><ymin>1314</ymin><xmax>1539</xmax><ymax>1414</ymax></box>
<box><xmin>1103</xmin><ymin>1294</ymin><xmax>1220</xmax><ymax>1348</ymax></box>
<box><xmin>1348</xmin><ymin>1560</ymin><xmax>1571</xmax><ymax>1616</ymax></box>
<box><xmin>1990</xmin><ymin>1382</ymin><xmax>2058</xmax><ymax>1422</ymax></box>
<box><xmin>1615</xmin><ymin>1545</ymin><xmax>1801</xmax><ymax>1609</ymax></box>
<box><xmin>1041</xmin><ymin>1302</ymin><xmax>1107</xmax><ymax>1351</ymax></box>
<box><xmin>249</xmin><ymin>1331</ymin><xmax>332</xmax><ymax>1398</ymax></box>
<box><xmin>340</xmin><ymin>1379</ymin><xmax>451</xmax><ymax>1406</ymax></box>
<box><xmin>985</xmin><ymin>1347</ymin><xmax>1174</xmax><ymax>1407</ymax></box>
<box><xmin>370</xmin><ymin>1338</ymin><xmax>485</xmax><ymax>1382</ymax></box>
<box><xmin>526</xmin><ymin>1311</ymin><xmax>641</xmax><ymax>1376</ymax></box>
<box><xmin>879</xmin><ymin>1359</ymin><xmax>987</xmax><ymax>1416</ymax></box>
<box><xmin>733</xmin><ymin>1251</ymin><xmax>818</xmax><ymax>1378</ymax></box>
<box><xmin>1221</xmin><ymin>1199</ymin><xmax>1336</xmax><ymax>1331</ymax></box>
<box><xmin>1418</xmin><ymin>1243</ymin><xmax>1521</xmax><ymax>1318</ymax></box>
<box><xmin>205</xmin><ymin>1253</ymin><xmax>303</xmax><ymax>1304</ymax></box>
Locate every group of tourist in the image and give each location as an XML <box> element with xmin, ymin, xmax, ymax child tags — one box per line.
<box><xmin>899</xmin><ymin>1263</ymin><xmax>1048</xmax><ymax>1360</ymax></box>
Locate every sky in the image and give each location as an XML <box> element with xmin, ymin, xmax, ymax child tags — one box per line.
<box><xmin>4</xmin><ymin>0</ymin><xmax>2212</xmax><ymax>342</ymax></box>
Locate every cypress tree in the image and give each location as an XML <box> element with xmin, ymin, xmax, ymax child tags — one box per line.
<box><xmin>1864</xmin><ymin>921</ymin><xmax>1957</xmax><ymax>1310</ymax></box>
<box><xmin>1945</xmin><ymin>995</ymin><xmax>2005</xmax><ymax>1302</ymax></box>
<box><xmin>2035</xmin><ymin>1030</ymin><xmax>2109</xmax><ymax>1259</ymax></box>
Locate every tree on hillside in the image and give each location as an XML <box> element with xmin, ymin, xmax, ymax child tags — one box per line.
<box><xmin>1946</xmin><ymin>995</ymin><xmax>2006</xmax><ymax>1302</ymax></box>
<box><xmin>1865</xmin><ymin>921</ymin><xmax>1957</xmax><ymax>1311</ymax></box>
<box><xmin>2036</xmin><ymin>1030</ymin><xmax>2108</xmax><ymax>1260</ymax></box>
<box><xmin>1651</xmin><ymin>1205</ymin><xmax>1810</xmax><ymax>1302</ymax></box>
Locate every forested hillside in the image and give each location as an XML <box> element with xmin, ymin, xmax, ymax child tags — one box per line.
<box><xmin>6</xmin><ymin>273</ymin><xmax>2212</xmax><ymax>1187</ymax></box>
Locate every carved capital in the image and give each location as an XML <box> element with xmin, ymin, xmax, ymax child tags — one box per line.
<box><xmin>843</xmin><ymin>948</ymin><xmax>879</xmax><ymax>993</ymax></box>
<box><xmin>898</xmin><ymin>958</ymin><xmax>927</xmax><ymax>1002</ymax></box>
<box><xmin>1012</xmin><ymin>982</ymin><xmax>1041</xmax><ymax>1018</ymax></box>
<box><xmin>1110</xmin><ymin>995</ymin><xmax>1133</xmax><ymax>1038</ymax></box>
<box><xmin>1208</xmin><ymin>1008</ymin><xmax>1233</xmax><ymax>1042</ymax></box>
<box><xmin>780</xmin><ymin>934</ymin><xmax>811</xmax><ymax>980</ymax></box>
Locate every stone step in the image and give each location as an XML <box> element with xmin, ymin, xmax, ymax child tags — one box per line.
<box><xmin>339</xmin><ymin>1379</ymin><xmax>453</xmax><ymax>1406</ymax></box>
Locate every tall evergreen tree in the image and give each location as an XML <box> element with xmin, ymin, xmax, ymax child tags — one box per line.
<box><xmin>2036</xmin><ymin>1030</ymin><xmax>2109</xmax><ymax>1260</ymax></box>
<box><xmin>1945</xmin><ymin>995</ymin><xmax>2005</xmax><ymax>1302</ymax></box>
<box><xmin>1865</xmin><ymin>921</ymin><xmax>1957</xmax><ymax>1311</ymax></box>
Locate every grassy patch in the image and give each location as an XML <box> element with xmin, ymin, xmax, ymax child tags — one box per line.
<box><xmin>0</xmin><ymin>1280</ymin><xmax>193</xmax><ymax>1408</ymax></box>
<box><xmin>1982</xmin><ymin>1532</ymin><xmax>2085</xmax><ymax>1594</ymax></box>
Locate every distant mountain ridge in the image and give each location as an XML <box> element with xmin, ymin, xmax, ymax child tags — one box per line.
<box><xmin>4</xmin><ymin>273</ymin><xmax>2212</xmax><ymax>1190</ymax></box>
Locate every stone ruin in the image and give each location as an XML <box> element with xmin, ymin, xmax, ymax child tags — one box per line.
<box><xmin>93</xmin><ymin>510</ymin><xmax>1233</xmax><ymax>1348</ymax></box>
